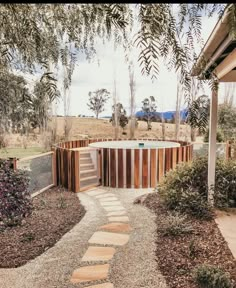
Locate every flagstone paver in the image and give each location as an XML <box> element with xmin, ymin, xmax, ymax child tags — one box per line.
<box><xmin>106</xmin><ymin>211</ymin><xmax>127</xmax><ymax>216</ymax></box>
<box><xmin>95</xmin><ymin>193</ymin><xmax>116</xmax><ymax>199</ymax></box>
<box><xmin>81</xmin><ymin>246</ymin><xmax>116</xmax><ymax>262</ymax></box>
<box><xmin>97</xmin><ymin>197</ymin><xmax>118</xmax><ymax>201</ymax></box>
<box><xmin>108</xmin><ymin>216</ymin><xmax>129</xmax><ymax>222</ymax></box>
<box><xmin>86</xmin><ymin>190</ymin><xmax>108</xmax><ymax>197</ymax></box>
<box><xmin>70</xmin><ymin>264</ymin><xmax>109</xmax><ymax>283</ymax></box>
<box><xmin>102</xmin><ymin>206</ymin><xmax>125</xmax><ymax>212</ymax></box>
<box><xmin>99</xmin><ymin>222</ymin><xmax>132</xmax><ymax>233</ymax></box>
<box><xmin>88</xmin><ymin>231</ymin><xmax>130</xmax><ymax>246</ymax></box>
<box><xmin>99</xmin><ymin>201</ymin><xmax>122</xmax><ymax>206</ymax></box>
<box><xmin>85</xmin><ymin>283</ymin><xmax>114</xmax><ymax>288</ymax></box>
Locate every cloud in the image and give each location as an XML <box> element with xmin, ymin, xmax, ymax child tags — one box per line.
<box><xmin>55</xmin><ymin>10</ymin><xmax>220</xmax><ymax>117</ymax></box>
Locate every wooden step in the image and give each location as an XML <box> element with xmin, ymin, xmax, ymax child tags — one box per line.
<box><xmin>80</xmin><ymin>163</ymin><xmax>94</xmax><ymax>171</ymax></box>
<box><xmin>80</xmin><ymin>175</ymin><xmax>98</xmax><ymax>182</ymax></box>
<box><xmin>80</xmin><ymin>152</ymin><xmax>91</xmax><ymax>159</ymax></box>
<box><xmin>80</xmin><ymin>175</ymin><xmax>98</xmax><ymax>188</ymax></box>
<box><xmin>80</xmin><ymin>169</ymin><xmax>97</xmax><ymax>178</ymax></box>
<box><xmin>80</xmin><ymin>158</ymin><xmax>93</xmax><ymax>164</ymax></box>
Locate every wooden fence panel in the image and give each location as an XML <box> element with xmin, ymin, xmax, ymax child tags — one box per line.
<box><xmin>142</xmin><ymin>149</ymin><xmax>148</xmax><ymax>188</ymax></box>
<box><xmin>118</xmin><ymin>149</ymin><xmax>124</xmax><ymax>188</ymax></box>
<box><xmin>158</xmin><ymin>149</ymin><xmax>164</xmax><ymax>182</ymax></box>
<box><xmin>150</xmin><ymin>149</ymin><xmax>157</xmax><ymax>188</ymax></box>
<box><xmin>126</xmin><ymin>149</ymin><xmax>132</xmax><ymax>188</ymax></box>
<box><xmin>110</xmin><ymin>149</ymin><xmax>116</xmax><ymax>188</ymax></box>
<box><xmin>134</xmin><ymin>149</ymin><xmax>140</xmax><ymax>188</ymax></box>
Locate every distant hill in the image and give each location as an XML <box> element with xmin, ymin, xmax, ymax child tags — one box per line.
<box><xmin>135</xmin><ymin>109</ymin><xmax>188</xmax><ymax>121</ymax></box>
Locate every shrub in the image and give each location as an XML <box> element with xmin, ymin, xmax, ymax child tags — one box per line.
<box><xmin>158</xmin><ymin>156</ymin><xmax>236</xmax><ymax>213</ymax></box>
<box><xmin>204</xmin><ymin>128</ymin><xmax>225</xmax><ymax>143</ymax></box>
<box><xmin>0</xmin><ymin>160</ymin><xmax>32</xmax><ymax>227</ymax></box>
<box><xmin>193</xmin><ymin>264</ymin><xmax>232</xmax><ymax>288</ymax></box>
<box><xmin>157</xmin><ymin>211</ymin><xmax>194</xmax><ymax>236</ymax></box>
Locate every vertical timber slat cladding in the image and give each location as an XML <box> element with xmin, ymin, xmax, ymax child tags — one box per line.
<box><xmin>165</xmin><ymin>148</ymin><xmax>172</xmax><ymax>173</ymax></box>
<box><xmin>118</xmin><ymin>149</ymin><xmax>124</xmax><ymax>188</ymax></box>
<box><xmin>107</xmin><ymin>149</ymin><xmax>110</xmax><ymax>186</ymax></box>
<box><xmin>178</xmin><ymin>146</ymin><xmax>182</xmax><ymax>163</ymax></box>
<box><xmin>110</xmin><ymin>149</ymin><xmax>116</xmax><ymax>187</ymax></box>
<box><xmin>186</xmin><ymin>146</ymin><xmax>189</xmax><ymax>162</ymax></box>
<box><xmin>134</xmin><ymin>149</ymin><xmax>140</xmax><ymax>188</ymax></box>
<box><xmin>172</xmin><ymin>147</ymin><xmax>177</xmax><ymax>169</ymax></box>
<box><xmin>67</xmin><ymin>150</ymin><xmax>72</xmax><ymax>191</ymax></box>
<box><xmin>74</xmin><ymin>151</ymin><xmax>80</xmax><ymax>192</ymax></box>
<box><xmin>126</xmin><ymin>149</ymin><xmax>132</xmax><ymax>188</ymax></box>
<box><xmin>97</xmin><ymin>149</ymin><xmax>100</xmax><ymax>185</ymax></box>
<box><xmin>54</xmin><ymin>140</ymin><xmax>193</xmax><ymax>189</ymax></box>
<box><xmin>60</xmin><ymin>149</ymin><xmax>64</xmax><ymax>186</ymax></box>
<box><xmin>63</xmin><ymin>149</ymin><xmax>68</xmax><ymax>188</ymax></box>
<box><xmin>183</xmin><ymin>145</ymin><xmax>187</xmax><ymax>162</ymax></box>
<box><xmin>158</xmin><ymin>149</ymin><xmax>164</xmax><ymax>182</ymax></box>
<box><xmin>71</xmin><ymin>151</ymin><xmax>75</xmax><ymax>192</ymax></box>
<box><xmin>150</xmin><ymin>149</ymin><xmax>157</xmax><ymax>188</ymax></box>
<box><xmin>56</xmin><ymin>148</ymin><xmax>60</xmax><ymax>186</ymax></box>
<box><xmin>103</xmin><ymin>148</ymin><xmax>108</xmax><ymax>186</ymax></box>
<box><xmin>142</xmin><ymin>149</ymin><xmax>148</xmax><ymax>188</ymax></box>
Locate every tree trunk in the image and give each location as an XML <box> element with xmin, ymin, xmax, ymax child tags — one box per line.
<box><xmin>191</xmin><ymin>127</ymin><xmax>196</xmax><ymax>142</ymax></box>
<box><xmin>161</xmin><ymin>113</ymin><xmax>165</xmax><ymax>140</ymax></box>
<box><xmin>175</xmin><ymin>75</ymin><xmax>182</xmax><ymax>141</ymax></box>
<box><xmin>129</xmin><ymin>61</ymin><xmax>136</xmax><ymax>139</ymax></box>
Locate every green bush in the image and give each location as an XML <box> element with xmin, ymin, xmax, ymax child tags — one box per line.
<box><xmin>0</xmin><ymin>160</ymin><xmax>32</xmax><ymax>227</ymax></box>
<box><xmin>157</xmin><ymin>211</ymin><xmax>194</xmax><ymax>236</ymax></box>
<box><xmin>204</xmin><ymin>128</ymin><xmax>225</xmax><ymax>143</ymax></box>
<box><xmin>158</xmin><ymin>156</ymin><xmax>236</xmax><ymax>216</ymax></box>
<box><xmin>193</xmin><ymin>264</ymin><xmax>232</xmax><ymax>288</ymax></box>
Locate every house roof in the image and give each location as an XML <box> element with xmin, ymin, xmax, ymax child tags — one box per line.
<box><xmin>191</xmin><ymin>4</ymin><xmax>236</xmax><ymax>80</ymax></box>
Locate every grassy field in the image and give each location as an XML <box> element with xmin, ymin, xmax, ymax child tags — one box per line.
<box><xmin>55</xmin><ymin>117</ymin><xmax>192</xmax><ymax>141</ymax></box>
<box><xmin>0</xmin><ymin>147</ymin><xmax>44</xmax><ymax>159</ymax></box>
<box><xmin>0</xmin><ymin>117</ymin><xmax>193</xmax><ymax>158</ymax></box>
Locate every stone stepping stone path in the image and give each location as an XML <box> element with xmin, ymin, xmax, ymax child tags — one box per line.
<box><xmin>99</xmin><ymin>222</ymin><xmax>132</xmax><ymax>233</ymax></box>
<box><xmin>89</xmin><ymin>231</ymin><xmax>130</xmax><ymax>246</ymax></box>
<box><xmin>108</xmin><ymin>216</ymin><xmax>129</xmax><ymax>222</ymax></box>
<box><xmin>70</xmin><ymin>188</ymin><xmax>131</xmax><ymax>286</ymax></box>
<box><xmin>71</xmin><ymin>264</ymin><xmax>109</xmax><ymax>283</ymax></box>
<box><xmin>81</xmin><ymin>247</ymin><xmax>116</xmax><ymax>262</ymax></box>
<box><xmin>86</xmin><ymin>283</ymin><xmax>114</xmax><ymax>288</ymax></box>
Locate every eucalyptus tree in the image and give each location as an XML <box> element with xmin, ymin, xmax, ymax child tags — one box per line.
<box><xmin>0</xmin><ymin>3</ymin><xmax>233</xmax><ymax>120</ymax></box>
<box><xmin>186</xmin><ymin>95</ymin><xmax>210</xmax><ymax>136</ymax></box>
<box><xmin>0</xmin><ymin>72</ymin><xmax>32</xmax><ymax>134</ymax></box>
<box><xmin>87</xmin><ymin>88</ymin><xmax>110</xmax><ymax>119</ymax></box>
<box><xmin>141</xmin><ymin>96</ymin><xmax>157</xmax><ymax>130</ymax></box>
<box><xmin>0</xmin><ymin>4</ymin><xmax>130</xmax><ymax>102</ymax></box>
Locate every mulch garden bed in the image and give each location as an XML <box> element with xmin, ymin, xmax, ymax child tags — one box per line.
<box><xmin>0</xmin><ymin>187</ymin><xmax>86</xmax><ymax>268</ymax></box>
<box><xmin>141</xmin><ymin>193</ymin><xmax>236</xmax><ymax>288</ymax></box>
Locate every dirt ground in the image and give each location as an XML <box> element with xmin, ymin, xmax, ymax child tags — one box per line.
<box><xmin>0</xmin><ymin>187</ymin><xmax>86</xmax><ymax>268</ymax></box>
<box><xmin>141</xmin><ymin>193</ymin><xmax>236</xmax><ymax>288</ymax></box>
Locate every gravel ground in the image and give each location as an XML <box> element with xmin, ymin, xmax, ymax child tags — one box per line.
<box><xmin>0</xmin><ymin>187</ymin><xmax>168</xmax><ymax>288</ymax></box>
<box><xmin>107</xmin><ymin>188</ymin><xmax>168</xmax><ymax>288</ymax></box>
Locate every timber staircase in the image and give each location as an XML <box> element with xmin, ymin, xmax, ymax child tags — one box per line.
<box><xmin>79</xmin><ymin>151</ymin><xmax>99</xmax><ymax>191</ymax></box>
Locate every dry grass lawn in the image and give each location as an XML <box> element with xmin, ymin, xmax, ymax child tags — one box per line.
<box><xmin>55</xmin><ymin>117</ymin><xmax>191</xmax><ymax>141</ymax></box>
<box><xmin>0</xmin><ymin>117</ymin><xmax>192</xmax><ymax>158</ymax></box>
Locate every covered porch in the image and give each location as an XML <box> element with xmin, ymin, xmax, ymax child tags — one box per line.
<box><xmin>191</xmin><ymin>4</ymin><xmax>236</xmax><ymax>205</ymax></box>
